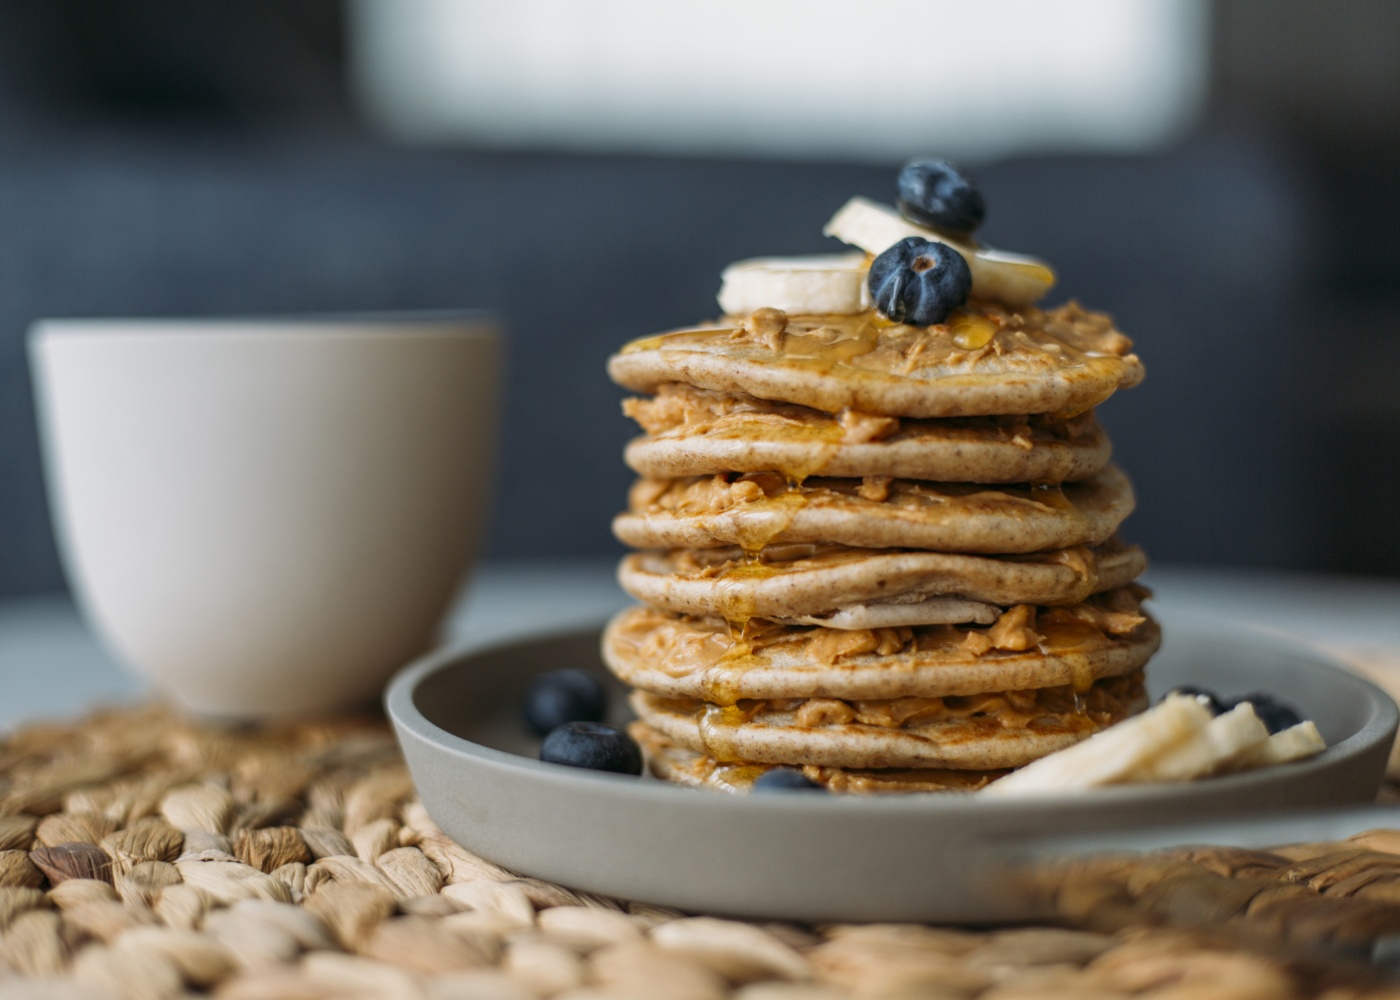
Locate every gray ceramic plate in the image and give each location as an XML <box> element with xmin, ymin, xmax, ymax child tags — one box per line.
<box><xmin>386</xmin><ymin>616</ymin><xmax>1398</xmax><ymax>922</ymax></box>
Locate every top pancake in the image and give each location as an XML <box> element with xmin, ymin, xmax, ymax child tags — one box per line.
<box><xmin>608</xmin><ymin>301</ymin><xmax>1143</xmax><ymax>419</ymax></box>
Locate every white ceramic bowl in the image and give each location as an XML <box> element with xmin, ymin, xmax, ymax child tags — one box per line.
<box><xmin>387</xmin><ymin>617</ymin><xmax>1398</xmax><ymax>922</ymax></box>
<box><xmin>31</xmin><ymin>314</ymin><xmax>500</xmax><ymax>718</ymax></box>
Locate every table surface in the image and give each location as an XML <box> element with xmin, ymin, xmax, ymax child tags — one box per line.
<box><xmin>2</xmin><ymin>560</ymin><xmax>1399</xmax><ymax>731</ymax></box>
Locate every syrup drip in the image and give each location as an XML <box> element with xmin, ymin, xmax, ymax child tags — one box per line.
<box><xmin>709</xmin><ymin>763</ymin><xmax>769</xmax><ymax>792</ymax></box>
<box><xmin>699</xmin><ymin>703</ymin><xmax>756</xmax><ymax>763</ymax></box>
<box><xmin>700</xmin><ymin>625</ymin><xmax>771</xmax><ymax>707</ymax></box>
<box><xmin>713</xmin><ymin>562</ymin><xmax>775</xmax><ymax>628</ymax></box>
<box><xmin>950</xmin><ymin>312</ymin><xmax>999</xmax><ymax>350</ymax></box>
<box><xmin>732</xmin><ymin>492</ymin><xmax>808</xmax><ymax>556</ymax></box>
<box><xmin>777</xmin><ymin>321</ymin><xmax>880</xmax><ymax>368</ymax></box>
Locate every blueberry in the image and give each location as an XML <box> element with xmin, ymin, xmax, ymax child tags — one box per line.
<box><xmin>867</xmin><ymin>237</ymin><xmax>972</xmax><ymax>327</ymax></box>
<box><xmin>896</xmin><ymin>159</ymin><xmax>985</xmax><ymax>236</ymax></box>
<box><xmin>1160</xmin><ymin>686</ymin><xmax>1225</xmax><ymax>715</ymax></box>
<box><xmin>752</xmin><ymin>767</ymin><xmax>824</xmax><ymax>793</ymax></box>
<box><xmin>539</xmin><ymin>721</ymin><xmax>643</xmax><ymax>775</ymax></box>
<box><xmin>1223</xmin><ymin>693</ymin><xmax>1304</xmax><ymax>735</ymax></box>
<box><xmin>524</xmin><ymin>669</ymin><xmax>608</xmax><ymax>736</ymax></box>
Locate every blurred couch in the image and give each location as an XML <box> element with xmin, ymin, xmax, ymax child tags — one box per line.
<box><xmin>0</xmin><ymin>132</ymin><xmax>1332</xmax><ymax>596</ymax></box>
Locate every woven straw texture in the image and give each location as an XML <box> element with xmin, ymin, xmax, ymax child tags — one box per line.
<box><xmin>3</xmin><ymin>703</ymin><xmax>1400</xmax><ymax>999</ymax></box>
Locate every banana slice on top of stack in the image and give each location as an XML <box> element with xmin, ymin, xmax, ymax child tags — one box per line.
<box><xmin>718</xmin><ymin>197</ymin><xmax>1056</xmax><ymax>318</ymax></box>
<box><xmin>718</xmin><ymin>254</ymin><xmax>871</xmax><ymax>316</ymax></box>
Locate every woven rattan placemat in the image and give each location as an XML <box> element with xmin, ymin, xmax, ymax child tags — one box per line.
<box><xmin>3</xmin><ymin>703</ymin><xmax>1400</xmax><ymax>999</ymax></box>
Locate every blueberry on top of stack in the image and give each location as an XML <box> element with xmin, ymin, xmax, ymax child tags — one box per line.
<box><xmin>601</xmin><ymin>161</ymin><xmax>1318</xmax><ymax>794</ymax></box>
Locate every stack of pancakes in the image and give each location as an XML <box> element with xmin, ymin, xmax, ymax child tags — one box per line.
<box><xmin>603</xmin><ymin>278</ymin><xmax>1157</xmax><ymax>793</ymax></box>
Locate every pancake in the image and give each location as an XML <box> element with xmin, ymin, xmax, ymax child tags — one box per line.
<box><xmin>613</xmin><ymin>466</ymin><xmax>1135</xmax><ymax>555</ymax></box>
<box><xmin>602</xmin><ymin>589</ymin><xmax>1160</xmax><ymax>704</ymax></box>
<box><xmin>632</xmin><ymin>672</ymin><xmax>1147</xmax><ymax>770</ymax></box>
<box><xmin>607</xmin><ymin>302</ymin><xmax>1143</xmax><ymax>420</ymax></box>
<box><xmin>617</xmin><ymin>541</ymin><xmax>1146</xmax><ymax>627</ymax></box>
<box><xmin>632</xmin><ymin>722</ymin><xmax>1008</xmax><ymax>794</ymax></box>
<box><xmin>622</xmin><ymin>385</ymin><xmax>1109</xmax><ymax>484</ymax></box>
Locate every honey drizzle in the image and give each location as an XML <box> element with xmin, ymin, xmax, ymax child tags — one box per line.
<box><xmin>1036</xmin><ymin>617</ymin><xmax>1103</xmax><ymax>702</ymax></box>
<box><xmin>678</xmin><ymin>670</ymin><xmax>1144</xmax><ymax>758</ymax></box>
<box><xmin>949</xmin><ymin>310</ymin><xmax>999</xmax><ymax>350</ymax></box>
<box><xmin>701</xmin><ymin>627</ymin><xmax>772</xmax><ymax>708</ymax></box>
<box><xmin>731</xmin><ymin>491</ymin><xmax>808</xmax><ymax>555</ymax></box>
<box><xmin>708</xmin><ymin>762</ymin><xmax>768</xmax><ymax>792</ymax></box>
<box><xmin>713</xmin><ymin>562</ymin><xmax>775</xmax><ymax>629</ymax></box>
<box><xmin>699</xmin><ymin>702</ymin><xmax>758</xmax><ymax>763</ymax></box>
<box><xmin>775</xmin><ymin>320</ymin><xmax>881</xmax><ymax>369</ymax></box>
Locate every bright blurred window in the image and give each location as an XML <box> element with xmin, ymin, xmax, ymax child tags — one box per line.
<box><xmin>351</xmin><ymin>0</ymin><xmax>1210</xmax><ymax>161</ymax></box>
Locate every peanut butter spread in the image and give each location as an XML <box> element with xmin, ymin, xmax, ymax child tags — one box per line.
<box><xmin>632</xmin><ymin>670</ymin><xmax>1149</xmax><ymax>766</ymax></box>
<box><xmin>654</xmin><ymin>539</ymin><xmax>1116</xmax><ymax>582</ymax></box>
<box><xmin>650</xmin><ymin>670</ymin><xmax>1145</xmax><ymax>734</ymax></box>
<box><xmin>629</xmin><ymin>472</ymin><xmax>1079</xmax><ymax>520</ymax></box>
<box><xmin>620</xmin><ymin>380</ymin><xmax>1111</xmax><ymax>483</ymax></box>
<box><xmin>630</xmin><ymin>720</ymin><xmax>1010</xmax><ymax>794</ymax></box>
<box><xmin>611</xmin><ymin>586</ymin><xmax>1150</xmax><ymax>679</ymax></box>
<box><xmin>609</xmin><ymin>301</ymin><xmax>1142</xmax><ymax>419</ymax></box>
<box><xmin>618</xmin><ymin>541</ymin><xmax>1145</xmax><ymax>628</ymax></box>
<box><xmin>624</xmin><ymin>383</ymin><xmax>1097</xmax><ymax>448</ymax></box>
<box><xmin>613</xmin><ymin>466</ymin><xmax>1137</xmax><ymax>556</ymax></box>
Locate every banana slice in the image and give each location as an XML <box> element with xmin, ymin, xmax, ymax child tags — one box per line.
<box><xmin>717</xmin><ymin>253</ymin><xmax>870</xmax><ymax>316</ymax></box>
<box><xmin>1138</xmin><ymin>703</ymin><xmax>1270</xmax><ymax>782</ymax></box>
<box><xmin>823</xmin><ymin>197</ymin><xmax>1055</xmax><ymax>308</ymax></box>
<box><xmin>716</xmin><ymin>250</ymin><xmax>868</xmax><ymax>313</ymax></box>
<box><xmin>985</xmin><ymin>697</ymin><xmax>1327</xmax><ymax>796</ymax></box>
<box><xmin>1222</xmin><ymin>721</ymin><xmax>1326</xmax><ymax>772</ymax></box>
<box><xmin>982</xmin><ymin>696</ymin><xmax>1212</xmax><ymax>796</ymax></box>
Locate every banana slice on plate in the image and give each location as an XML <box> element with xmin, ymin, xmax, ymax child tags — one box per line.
<box><xmin>982</xmin><ymin>696</ymin><xmax>1213</xmax><ymax>796</ymax></box>
<box><xmin>982</xmin><ymin>696</ymin><xmax>1327</xmax><ymax>796</ymax></box>
<box><xmin>1223</xmin><ymin>721</ymin><xmax>1327</xmax><ymax>772</ymax></box>
<box><xmin>824</xmin><ymin>197</ymin><xmax>1055</xmax><ymax>308</ymax></box>
<box><xmin>718</xmin><ymin>254</ymin><xmax>870</xmax><ymax>316</ymax></box>
<box><xmin>1140</xmin><ymin>703</ymin><xmax>1269</xmax><ymax>782</ymax></box>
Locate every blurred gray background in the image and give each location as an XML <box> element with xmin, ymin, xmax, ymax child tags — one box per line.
<box><xmin>1</xmin><ymin>0</ymin><xmax>1398</xmax><ymax>598</ymax></box>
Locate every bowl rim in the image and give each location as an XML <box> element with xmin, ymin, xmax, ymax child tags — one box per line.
<box><xmin>385</xmin><ymin>612</ymin><xmax>1400</xmax><ymax>816</ymax></box>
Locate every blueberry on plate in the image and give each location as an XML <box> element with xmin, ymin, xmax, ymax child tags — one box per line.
<box><xmin>867</xmin><ymin>237</ymin><xmax>972</xmax><ymax>327</ymax></box>
<box><xmin>1160</xmin><ymin>685</ymin><xmax>1225</xmax><ymax>716</ymax></box>
<box><xmin>752</xmin><ymin>767</ymin><xmax>824</xmax><ymax>793</ymax></box>
<box><xmin>524</xmin><ymin>668</ymin><xmax>608</xmax><ymax>736</ymax></box>
<box><xmin>539</xmin><ymin>721</ymin><xmax>643</xmax><ymax>775</ymax></box>
<box><xmin>896</xmin><ymin>159</ymin><xmax>985</xmax><ymax>237</ymax></box>
<box><xmin>1224</xmin><ymin>692</ymin><xmax>1304</xmax><ymax>735</ymax></box>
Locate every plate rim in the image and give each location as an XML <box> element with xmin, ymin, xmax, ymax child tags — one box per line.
<box><xmin>386</xmin><ymin>611</ymin><xmax>1400</xmax><ymax>813</ymax></box>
